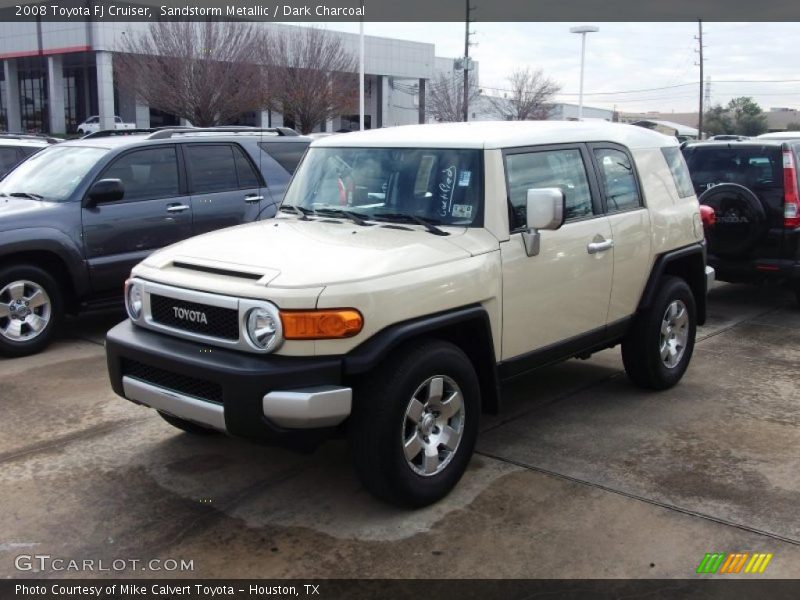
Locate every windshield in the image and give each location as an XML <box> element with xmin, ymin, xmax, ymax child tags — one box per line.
<box><xmin>282</xmin><ymin>147</ymin><xmax>483</xmax><ymax>227</ymax></box>
<box><xmin>0</xmin><ymin>146</ymin><xmax>108</xmax><ymax>202</ymax></box>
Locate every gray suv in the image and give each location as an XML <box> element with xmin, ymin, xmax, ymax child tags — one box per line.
<box><xmin>0</xmin><ymin>127</ymin><xmax>310</xmax><ymax>357</ymax></box>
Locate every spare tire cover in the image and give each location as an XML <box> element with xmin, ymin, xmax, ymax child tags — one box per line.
<box><xmin>698</xmin><ymin>183</ymin><xmax>767</xmax><ymax>257</ymax></box>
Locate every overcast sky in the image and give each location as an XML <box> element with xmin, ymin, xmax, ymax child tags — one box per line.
<box><xmin>301</xmin><ymin>22</ymin><xmax>800</xmax><ymax>115</ymax></box>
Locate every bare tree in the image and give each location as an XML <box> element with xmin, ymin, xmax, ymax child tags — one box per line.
<box><xmin>488</xmin><ymin>68</ymin><xmax>561</xmax><ymax>121</ymax></box>
<box><xmin>426</xmin><ymin>72</ymin><xmax>481</xmax><ymax>123</ymax></box>
<box><xmin>115</xmin><ymin>22</ymin><xmax>268</xmax><ymax>127</ymax></box>
<box><xmin>264</xmin><ymin>27</ymin><xmax>357</xmax><ymax>134</ymax></box>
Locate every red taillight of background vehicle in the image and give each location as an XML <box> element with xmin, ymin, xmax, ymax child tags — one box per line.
<box><xmin>783</xmin><ymin>149</ymin><xmax>800</xmax><ymax>228</ymax></box>
<box><xmin>699</xmin><ymin>204</ymin><xmax>716</xmax><ymax>228</ymax></box>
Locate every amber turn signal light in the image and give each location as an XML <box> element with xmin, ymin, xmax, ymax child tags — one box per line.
<box><xmin>280</xmin><ymin>309</ymin><xmax>363</xmax><ymax>340</ymax></box>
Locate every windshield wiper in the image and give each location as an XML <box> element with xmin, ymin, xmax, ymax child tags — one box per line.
<box><xmin>279</xmin><ymin>204</ymin><xmax>312</xmax><ymax>220</ymax></box>
<box><xmin>372</xmin><ymin>212</ymin><xmax>450</xmax><ymax>236</ymax></box>
<box><xmin>313</xmin><ymin>207</ymin><xmax>372</xmax><ymax>226</ymax></box>
<box><xmin>8</xmin><ymin>191</ymin><xmax>43</xmax><ymax>200</ymax></box>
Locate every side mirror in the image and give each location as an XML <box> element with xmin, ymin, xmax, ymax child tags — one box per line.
<box><xmin>522</xmin><ymin>188</ymin><xmax>566</xmax><ymax>257</ymax></box>
<box><xmin>84</xmin><ymin>179</ymin><xmax>124</xmax><ymax>207</ymax></box>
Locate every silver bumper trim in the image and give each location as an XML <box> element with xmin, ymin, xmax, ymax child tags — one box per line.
<box><xmin>705</xmin><ymin>265</ymin><xmax>716</xmax><ymax>291</ymax></box>
<box><xmin>263</xmin><ymin>386</ymin><xmax>352</xmax><ymax>429</ymax></box>
<box><xmin>122</xmin><ymin>376</ymin><xmax>226</xmax><ymax>431</ymax></box>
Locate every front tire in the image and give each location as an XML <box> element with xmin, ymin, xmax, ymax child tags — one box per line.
<box><xmin>349</xmin><ymin>340</ymin><xmax>480</xmax><ymax>508</ymax></box>
<box><xmin>622</xmin><ymin>276</ymin><xmax>696</xmax><ymax>390</ymax></box>
<box><xmin>0</xmin><ymin>265</ymin><xmax>63</xmax><ymax>358</ymax></box>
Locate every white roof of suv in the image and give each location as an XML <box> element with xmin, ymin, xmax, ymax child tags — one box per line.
<box><xmin>311</xmin><ymin>120</ymin><xmax>677</xmax><ymax>150</ymax></box>
<box><xmin>0</xmin><ymin>136</ymin><xmax>53</xmax><ymax>149</ymax></box>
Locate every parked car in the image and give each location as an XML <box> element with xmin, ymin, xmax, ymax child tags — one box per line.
<box><xmin>76</xmin><ymin>116</ymin><xmax>136</xmax><ymax>135</ymax></box>
<box><xmin>0</xmin><ymin>133</ymin><xmax>58</xmax><ymax>178</ymax></box>
<box><xmin>105</xmin><ymin>121</ymin><xmax>713</xmax><ymax>507</ymax></box>
<box><xmin>708</xmin><ymin>134</ymin><xmax>750</xmax><ymax>141</ymax></box>
<box><xmin>757</xmin><ymin>131</ymin><xmax>800</xmax><ymax>141</ymax></box>
<box><xmin>681</xmin><ymin>139</ymin><xmax>800</xmax><ymax>303</ymax></box>
<box><xmin>0</xmin><ymin>127</ymin><xmax>310</xmax><ymax>357</ymax></box>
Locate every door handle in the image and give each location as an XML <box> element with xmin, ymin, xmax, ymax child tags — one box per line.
<box><xmin>587</xmin><ymin>239</ymin><xmax>614</xmax><ymax>254</ymax></box>
<box><xmin>166</xmin><ymin>204</ymin><xmax>189</xmax><ymax>213</ymax></box>
<box><xmin>244</xmin><ymin>195</ymin><xmax>264</xmax><ymax>203</ymax></box>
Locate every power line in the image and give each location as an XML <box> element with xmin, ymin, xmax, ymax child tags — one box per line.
<box><xmin>480</xmin><ymin>78</ymin><xmax>800</xmax><ymax>98</ymax></box>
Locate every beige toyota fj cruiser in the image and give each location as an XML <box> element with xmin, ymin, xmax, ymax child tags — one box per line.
<box><xmin>106</xmin><ymin>121</ymin><xmax>713</xmax><ymax>507</ymax></box>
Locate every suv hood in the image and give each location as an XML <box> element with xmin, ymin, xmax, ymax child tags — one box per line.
<box><xmin>144</xmin><ymin>217</ymin><xmax>479</xmax><ymax>288</ymax></box>
<box><xmin>0</xmin><ymin>196</ymin><xmax>63</xmax><ymax>230</ymax></box>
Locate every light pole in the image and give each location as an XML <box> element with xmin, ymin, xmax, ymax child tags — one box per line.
<box><xmin>569</xmin><ymin>25</ymin><xmax>599</xmax><ymax>120</ymax></box>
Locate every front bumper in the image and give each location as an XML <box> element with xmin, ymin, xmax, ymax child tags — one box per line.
<box><xmin>106</xmin><ymin>320</ymin><xmax>350</xmax><ymax>443</ymax></box>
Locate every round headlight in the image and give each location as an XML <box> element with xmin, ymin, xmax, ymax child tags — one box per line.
<box><xmin>246</xmin><ymin>307</ymin><xmax>281</xmax><ymax>351</ymax></box>
<box><xmin>126</xmin><ymin>280</ymin><xmax>143</xmax><ymax>320</ymax></box>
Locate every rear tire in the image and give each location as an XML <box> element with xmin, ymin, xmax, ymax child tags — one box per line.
<box><xmin>158</xmin><ymin>411</ymin><xmax>220</xmax><ymax>435</ymax></box>
<box><xmin>0</xmin><ymin>265</ymin><xmax>63</xmax><ymax>358</ymax></box>
<box><xmin>349</xmin><ymin>340</ymin><xmax>480</xmax><ymax>508</ymax></box>
<box><xmin>623</xmin><ymin>276</ymin><xmax>696</xmax><ymax>390</ymax></box>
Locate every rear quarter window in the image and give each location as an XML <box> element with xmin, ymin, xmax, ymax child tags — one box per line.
<box><xmin>259</xmin><ymin>142</ymin><xmax>309</xmax><ymax>174</ymax></box>
<box><xmin>661</xmin><ymin>146</ymin><xmax>695</xmax><ymax>198</ymax></box>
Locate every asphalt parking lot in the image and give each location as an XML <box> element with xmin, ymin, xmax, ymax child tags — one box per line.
<box><xmin>1</xmin><ymin>282</ymin><xmax>799</xmax><ymax>579</ymax></box>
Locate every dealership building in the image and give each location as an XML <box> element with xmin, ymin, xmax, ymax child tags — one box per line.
<box><xmin>0</xmin><ymin>21</ymin><xmax>435</xmax><ymax>134</ymax></box>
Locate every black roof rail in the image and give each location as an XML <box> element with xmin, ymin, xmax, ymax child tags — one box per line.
<box><xmin>81</xmin><ymin>128</ymin><xmax>158</xmax><ymax>139</ymax></box>
<box><xmin>0</xmin><ymin>132</ymin><xmax>61</xmax><ymax>143</ymax></box>
<box><xmin>146</xmin><ymin>126</ymin><xmax>300</xmax><ymax>140</ymax></box>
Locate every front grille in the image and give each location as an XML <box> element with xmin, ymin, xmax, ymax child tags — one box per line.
<box><xmin>150</xmin><ymin>294</ymin><xmax>239</xmax><ymax>340</ymax></box>
<box><xmin>122</xmin><ymin>359</ymin><xmax>223</xmax><ymax>404</ymax></box>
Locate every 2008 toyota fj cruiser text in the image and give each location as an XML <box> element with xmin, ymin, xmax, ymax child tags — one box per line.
<box><xmin>106</xmin><ymin>121</ymin><xmax>714</xmax><ymax>507</ymax></box>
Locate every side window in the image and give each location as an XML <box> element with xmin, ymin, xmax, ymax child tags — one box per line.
<box><xmin>505</xmin><ymin>148</ymin><xmax>594</xmax><ymax>230</ymax></box>
<box><xmin>185</xmin><ymin>145</ymin><xmax>239</xmax><ymax>194</ymax></box>
<box><xmin>232</xmin><ymin>145</ymin><xmax>261</xmax><ymax>188</ymax></box>
<box><xmin>593</xmin><ymin>148</ymin><xmax>642</xmax><ymax>212</ymax></box>
<box><xmin>101</xmin><ymin>147</ymin><xmax>180</xmax><ymax>202</ymax></box>
<box><xmin>259</xmin><ymin>142</ymin><xmax>309</xmax><ymax>174</ymax></box>
<box><xmin>661</xmin><ymin>146</ymin><xmax>694</xmax><ymax>198</ymax></box>
<box><xmin>0</xmin><ymin>147</ymin><xmax>21</xmax><ymax>174</ymax></box>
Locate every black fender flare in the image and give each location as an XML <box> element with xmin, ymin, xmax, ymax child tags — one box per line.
<box><xmin>343</xmin><ymin>305</ymin><xmax>501</xmax><ymax>414</ymax></box>
<box><xmin>638</xmin><ymin>242</ymin><xmax>708</xmax><ymax>325</ymax></box>
<box><xmin>0</xmin><ymin>228</ymin><xmax>90</xmax><ymax>297</ymax></box>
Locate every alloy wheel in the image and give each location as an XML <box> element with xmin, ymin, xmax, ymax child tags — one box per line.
<box><xmin>0</xmin><ymin>280</ymin><xmax>52</xmax><ymax>342</ymax></box>
<box><xmin>402</xmin><ymin>375</ymin><xmax>465</xmax><ymax>477</ymax></box>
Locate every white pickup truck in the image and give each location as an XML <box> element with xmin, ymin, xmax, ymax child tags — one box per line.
<box><xmin>76</xmin><ymin>115</ymin><xmax>136</xmax><ymax>135</ymax></box>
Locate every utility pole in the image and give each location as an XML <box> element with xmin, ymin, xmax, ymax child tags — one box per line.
<box><xmin>359</xmin><ymin>1</ymin><xmax>365</xmax><ymax>130</ymax></box>
<box><xmin>696</xmin><ymin>19</ymin><xmax>704</xmax><ymax>139</ymax></box>
<box><xmin>462</xmin><ymin>0</ymin><xmax>473</xmax><ymax>122</ymax></box>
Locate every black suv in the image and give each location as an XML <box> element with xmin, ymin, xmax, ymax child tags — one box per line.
<box><xmin>682</xmin><ymin>140</ymin><xmax>800</xmax><ymax>303</ymax></box>
<box><xmin>0</xmin><ymin>127</ymin><xmax>310</xmax><ymax>357</ymax></box>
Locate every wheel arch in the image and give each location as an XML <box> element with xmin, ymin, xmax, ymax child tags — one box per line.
<box><xmin>639</xmin><ymin>243</ymin><xmax>707</xmax><ymax>325</ymax></box>
<box><xmin>343</xmin><ymin>305</ymin><xmax>501</xmax><ymax>414</ymax></box>
<box><xmin>0</xmin><ymin>246</ymin><xmax>83</xmax><ymax>313</ymax></box>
